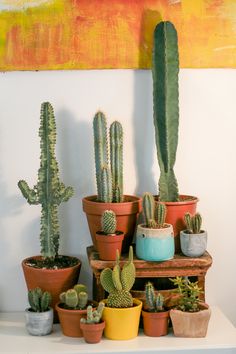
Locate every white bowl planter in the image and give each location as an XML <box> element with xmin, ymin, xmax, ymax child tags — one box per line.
<box><xmin>25</xmin><ymin>308</ymin><xmax>53</xmax><ymax>336</ymax></box>
<box><xmin>180</xmin><ymin>230</ymin><xmax>207</xmax><ymax>257</ymax></box>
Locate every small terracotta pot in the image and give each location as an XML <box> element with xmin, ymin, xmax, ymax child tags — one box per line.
<box><xmin>82</xmin><ymin>195</ymin><xmax>142</xmax><ymax>253</ymax></box>
<box><xmin>80</xmin><ymin>321</ymin><xmax>105</xmax><ymax>344</ymax></box>
<box><xmin>142</xmin><ymin>310</ymin><xmax>169</xmax><ymax>337</ymax></box>
<box><xmin>56</xmin><ymin>304</ymin><xmax>87</xmax><ymax>337</ymax></box>
<box><xmin>95</xmin><ymin>231</ymin><xmax>124</xmax><ymax>260</ymax></box>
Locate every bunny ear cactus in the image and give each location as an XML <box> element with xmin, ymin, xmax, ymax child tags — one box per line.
<box><xmin>100</xmin><ymin>246</ymin><xmax>135</xmax><ymax>308</ymax></box>
<box><xmin>18</xmin><ymin>102</ymin><xmax>74</xmax><ymax>259</ymax></box>
<box><xmin>153</xmin><ymin>21</ymin><xmax>180</xmax><ymax>202</ymax></box>
<box><xmin>101</xmin><ymin>210</ymin><xmax>117</xmax><ymax>234</ymax></box>
<box><xmin>184</xmin><ymin>212</ymin><xmax>202</xmax><ymax>234</ymax></box>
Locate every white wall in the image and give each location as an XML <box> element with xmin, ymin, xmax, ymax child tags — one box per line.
<box><xmin>0</xmin><ymin>69</ymin><xmax>235</xmax><ymax>326</ymax></box>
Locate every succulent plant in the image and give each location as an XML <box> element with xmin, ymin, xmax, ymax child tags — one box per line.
<box><xmin>28</xmin><ymin>287</ymin><xmax>52</xmax><ymax>312</ymax></box>
<box><xmin>80</xmin><ymin>302</ymin><xmax>105</xmax><ymax>324</ymax></box>
<box><xmin>155</xmin><ymin>203</ymin><xmax>167</xmax><ymax>228</ymax></box>
<box><xmin>59</xmin><ymin>284</ymin><xmax>88</xmax><ymax>310</ymax></box>
<box><xmin>18</xmin><ymin>102</ymin><xmax>74</xmax><ymax>259</ymax></box>
<box><xmin>184</xmin><ymin>212</ymin><xmax>202</xmax><ymax>234</ymax></box>
<box><xmin>101</xmin><ymin>210</ymin><xmax>117</xmax><ymax>234</ymax></box>
<box><xmin>145</xmin><ymin>282</ymin><xmax>164</xmax><ymax>312</ymax></box>
<box><xmin>142</xmin><ymin>192</ymin><xmax>167</xmax><ymax>229</ymax></box>
<box><xmin>153</xmin><ymin>21</ymin><xmax>180</xmax><ymax>202</ymax></box>
<box><xmin>100</xmin><ymin>246</ymin><xmax>135</xmax><ymax>308</ymax></box>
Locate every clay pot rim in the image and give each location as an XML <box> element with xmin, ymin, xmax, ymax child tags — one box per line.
<box><xmin>170</xmin><ymin>302</ymin><xmax>210</xmax><ymax>314</ymax></box>
<box><xmin>22</xmin><ymin>255</ymin><xmax>81</xmax><ymax>272</ymax></box>
<box><xmin>96</xmin><ymin>231</ymin><xmax>124</xmax><ymax>237</ymax></box>
<box><xmin>155</xmin><ymin>195</ymin><xmax>199</xmax><ymax>206</ymax></box>
<box><xmin>138</xmin><ymin>223</ymin><xmax>173</xmax><ymax>230</ymax></box>
<box><xmin>142</xmin><ymin>309</ymin><xmax>169</xmax><ymax>318</ymax></box>
<box><xmin>83</xmin><ymin>195</ymin><xmax>141</xmax><ymax>205</ymax></box>
<box><xmin>180</xmin><ymin>230</ymin><xmax>207</xmax><ymax>236</ymax></box>
<box><xmin>25</xmin><ymin>307</ymin><xmax>53</xmax><ymax>314</ymax></box>
<box><xmin>80</xmin><ymin>320</ymin><xmax>105</xmax><ymax>328</ymax></box>
<box><xmin>56</xmin><ymin>300</ymin><xmax>96</xmax><ymax>314</ymax></box>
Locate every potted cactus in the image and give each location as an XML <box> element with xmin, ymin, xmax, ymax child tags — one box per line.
<box><xmin>180</xmin><ymin>212</ymin><xmax>207</xmax><ymax>257</ymax></box>
<box><xmin>25</xmin><ymin>287</ymin><xmax>53</xmax><ymax>336</ymax></box>
<box><xmin>18</xmin><ymin>102</ymin><xmax>81</xmax><ymax>319</ymax></box>
<box><xmin>152</xmin><ymin>21</ymin><xmax>198</xmax><ymax>252</ymax></box>
<box><xmin>82</xmin><ymin>112</ymin><xmax>141</xmax><ymax>252</ymax></box>
<box><xmin>95</xmin><ymin>210</ymin><xmax>124</xmax><ymax>260</ymax></box>
<box><xmin>136</xmin><ymin>192</ymin><xmax>174</xmax><ymax>261</ymax></box>
<box><xmin>142</xmin><ymin>282</ymin><xmax>169</xmax><ymax>337</ymax></box>
<box><xmin>100</xmin><ymin>246</ymin><xmax>142</xmax><ymax>340</ymax></box>
<box><xmin>80</xmin><ymin>302</ymin><xmax>105</xmax><ymax>344</ymax></box>
<box><xmin>169</xmin><ymin>277</ymin><xmax>211</xmax><ymax>337</ymax></box>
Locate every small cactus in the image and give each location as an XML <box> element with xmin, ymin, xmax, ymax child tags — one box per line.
<box><xmin>142</xmin><ymin>193</ymin><xmax>167</xmax><ymax>229</ymax></box>
<box><xmin>101</xmin><ymin>210</ymin><xmax>117</xmax><ymax>234</ymax></box>
<box><xmin>145</xmin><ymin>282</ymin><xmax>164</xmax><ymax>312</ymax></box>
<box><xmin>155</xmin><ymin>203</ymin><xmax>167</xmax><ymax>228</ymax></box>
<box><xmin>184</xmin><ymin>212</ymin><xmax>202</xmax><ymax>234</ymax></box>
<box><xmin>59</xmin><ymin>284</ymin><xmax>88</xmax><ymax>310</ymax></box>
<box><xmin>28</xmin><ymin>287</ymin><xmax>52</xmax><ymax>312</ymax></box>
<box><xmin>80</xmin><ymin>302</ymin><xmax>105</xmax><ymax>324</ymax></box>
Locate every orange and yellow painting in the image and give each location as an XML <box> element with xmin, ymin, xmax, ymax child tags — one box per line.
<box><xmin>0</xmin><ymin>0</ymin><xmax>236</xmax><ymax>70</ymax></box>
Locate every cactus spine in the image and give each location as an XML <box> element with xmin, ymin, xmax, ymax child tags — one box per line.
<box><xmin>145</xmin><ymin>282</ymin><xmax>164</xmax><ymax>312</ymax></box>
<box><xmin>101</xmin><ymin>210</ymin><xmax>117</xmax><ymax>234</ymax></box>
<box><xmin>18</xmin><ymin>102</ymin><xmax>74</xmax><ymax>259</ymax></box>
<box><xmin>80</xmin><ymin>302</ymin><xmax>105</xmax><ymax>324</ymax></box>
<box><xmin>28</xmin><ymin>287</ymin><xmax>52</xmax><ymax>312</ymax></box>
<box><xmin>184</xmin><ymin>212</ymin><xmax>202</xmax><ymax>234</ymax></box>
<box><xmin>153</xmin><ymin>21</ymin><xmax>179</xmax><ymax>202</ymax></box>
<box><xmin>59</xmin><ymin>284</ymin><xmax>88</xmax><ymax>310</ymax></box>
<box><xmin>110</xmin><ymin>121</ymin><xmax>123</xmax><ymax>202</ymax></box>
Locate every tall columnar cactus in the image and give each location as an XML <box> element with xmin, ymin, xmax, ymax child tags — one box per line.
<box><xmin>18</xmin><ymin>102</ymin><xmax>74</xmax><ymax>259</ymax></box>
<box><xmin>110</xmin><ymin>121</ymin><xmax>123</xmax><ymax>202</ymax></box>
<box><xmin>184</xmin><ymin>212</ymin><xmax>202</xmax><ymax>234</ymax></box>
<box><xmin>59</xmin><ymin>284</ymin><xmax>88</xmax><ymax>310</ymax></box>
<box><xmin>101</xmin><ymin>210</ymin><xmax>117</xmax><ymax>234</ymax></box>
<box><xmin>80</xmin><ymin>302</ymin><xmax>105</xmax><ymax>324</ymax></box>
<box><xmin>155</xmin><ymin>203</ymin><xmax>167</xmax><ymax>228</ymax></box>
<box><xmin>100</xmin><ymin>166</ymin><xmax>112</xmax><ymax>203</ymax></box>
<box><xmin>100</xmin><ymin>246</ymin><xmax>135</xmax><ymax>308</ymax></box>
<box><xmin>28</xmin><ymin>287</ymin><xmax>52</xmax><ymax>312</ymax></box>
<box><xmin>142</xmin><ymin>192</ymin><xmax>157</xmax><ymax>228</ymax></box>
<box><xmin>153</xmin><ymin>21</ymin><xmax>179</xmax><ymax>202</ymax></box>
<box><xmin>145</xmin><ymin>282</ymin><xmax>164</xmax><ymax>312</ymax></box>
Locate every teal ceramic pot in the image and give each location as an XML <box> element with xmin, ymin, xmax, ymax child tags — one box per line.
<box><xmin>136</xmin><ymin>224</ymin><xmax>175</xmax><ymax>261</ymax></box>
<box><xmin>180</xmin><ymin>230</ymin><xmax>207</xmax><ymax>257</ymax></box>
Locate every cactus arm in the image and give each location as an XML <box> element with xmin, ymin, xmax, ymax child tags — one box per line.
<box><xmin>145</xmin><ymin>282</ymin><xmax>155</xmax><ymax>310</ymax></box>
<box><xmin>110</xmin><ymin>121</ymin><xmax>123</xmax><ymax>202</ymax></box>
<box><xmin>102</xmin><ymin>210</ymin><xmax>117</xmax><ymax>234</ymax></box>
<box><xmin>142</xmin><ymin>192</ymin><xmax>157</xmax><ymax>228</ymax></box>
<box><xmin>100</xmin><ymin>268</ymin><xmax>116</xmax><ymax>293</ymax></box>
<box><xmin>18</xmin><ymin>180</ymin><xmax>39</xmax><ymax>205</ymax></box>
<box><xmin>74</xmin><ymin>284</ymin><xmax>87</xmax><ymax>295</ymax></box>
<box><xmin>155</xmin><ymin>203</ymin><xmax>167</xmax><ymax>227</ymax></box>
<box><xmin>100</xmin><ymin>166</ymin><xmax>112</xmax><ymax>203</ymax></box>
<box><xmin>121</xmin><ymin>246</ymin><xmax>135</xmax><ymax>291</ymax></box>
<box><xmin>78</xmin><ymin>292</ymin><xmax>88</xmax><ymax>309</ymax></box>
<box><xmin>41</xmin><ymin>291</ymin><xmax>51</xmax><ymax>312</ymax></box>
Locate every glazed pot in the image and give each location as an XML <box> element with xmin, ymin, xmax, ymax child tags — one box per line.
<box><xmin>25</xmin><ymin>307</ymin><xmax>53</xmax><ymax>336</ymax></box>
<box><xmin>180</xmin><ymin>230</ymin><xmax>207</xmax><ymax>257</ymax></box>
<box><xmin>80</xmin><ymin>321</ymin><xmax>105</xmax><ymax>344</ymax></box>
<box><xmin>136</xmin><ymin>224</ymin><xmax>174</xmax><ymax>261</ymax></box>
<box><xmin>142</xmin><ymin>310</ymin><xmax>169</xmax><ymax>337</ymax></box>
<box><xmin>82</xmin><ymin>195</ymin><xmax>142</xmax><ymax>253</ymax></box>
<box><xmin>101</xmin><ymin>298</ymin><xmax>142</xmax><ymax>340</ymax></box>
<box><xmin>95</xmin><ymin>231</ymin><xmax>124</xmax><ymax>260</ymax></box>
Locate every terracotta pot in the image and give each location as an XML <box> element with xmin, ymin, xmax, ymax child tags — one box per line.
<box><xmin>22</xmin><ymin>256</ymin><xmax>81</xmax><ymax>322</ymax></box>
<box><xmin>170</xmin><ymin>303</ymin><xmax>211</xmax><ymax>338</ymax></box>
<box><xmin>142</xmin><ymin>310</ymin><xmax>169</xmax><ymax>337</ymax></box>
<box><xmin>55</xmin><ymin>303</ymin><xmax>87</xmax><ymax>337</ymax></box>
<box><xmin>180</xmin><ymin>230</ymin><xmax>207</xmax><ymax>257</ymax></box>
<box><xmin>80</xmin><ymin>321</ymin><xmax>105</xmax><ymax>343</ymax></box>
<box><xmin>82</xmin><ymin>195</ymin><xmax>142</xmax><ymax>252</ymax></box>
<box><xmin>95</xmin><ymin>231</ymin><xmax>124</xmax><ymax>260</ymax></box>
<box><xmin>156</xmin><ymin>195</ymin><xmax>198</xmax><ymax>252</ymax></box>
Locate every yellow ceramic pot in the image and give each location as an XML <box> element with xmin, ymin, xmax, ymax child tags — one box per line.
<box><xmin>102</xmin><ymin>298</ymin><xmax>142</xmax><ymax>340</ymax></box>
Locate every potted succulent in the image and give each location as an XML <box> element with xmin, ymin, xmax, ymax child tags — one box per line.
<box><xmin>152</xmin><ymin>21</ymin><xmax>198</xmax><ymax>252</ymax></box>
<box><xmin>96</xmin><ymin>210</ymin><xmax>124</xmax><ymax>260</ymax></box>
<box><xmin>18</xmin><ymin>102</ymin><xmax>81</xmax><ymax>318</ymax></box>
<box><xmin>180</xmin><ymin>212</ymin><xmax>207</xmax><ymax>257</ymax></box>
<box><xmin>82</xmin><ymin>112</ymin><xmax>141</xmax><ymax>252</ymax></box>
<box><xmin>142</xmin><ymin>282</ymin><xmax>169</xmax><ymax>337</ymax></box>
<box><xmin>136</xmin><ymin>192</ymin><xmax>174</xmax><ymax>261</ymax></box>
<box><xmin>100</xmin><ymin>246</ymin><xmax>142</xmax><ymax>340</ymax></box>
<box><xmin>169</xmin><ymin>276</ymin><xmax>211</xmax><ymax>337</ymax></box>
<box><xmin>80</xmin><ymin>302</ymin><xmax>105</xmax><ymax>344</ymax></box>
<box><xmin>25</xmin><ymin>287</ymin><xmax>53</xmax><ymax>336</ymax></box>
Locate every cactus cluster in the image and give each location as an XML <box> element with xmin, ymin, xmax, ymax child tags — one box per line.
<box><xmin>145</xmin><ymin>282</ymin><xmax>164</xmax><ymax>312</ymax></box>
<box><xmin>93</xmin><ymin>111</ymin><xmax>123</xmax><ymax>203</ymax></box>
<box><xmin>18</xmin><ymin>102</ymin><xmax>74</xmax><ymax>259</ymax></box>
<box><xmin>153</xmin><ymin>21</ymin><xmax>180</xmax><ymax>202</ymax></box>
<box><xmin>59</xmin><ymin>284</ymin><xmax>88</xmax><ymax>310</ymax></box>
<box><xmin>80</xmin><ymin>302</ymin><xmax>105</xmax><ymax>324</ymax></box>
<box><xmin>184</xmin><ymin>212</ymin><xmax>202</xmax><ymax>234</ymax></box>
<box><xmin>142</xmin><ymin>192</ymin><xmax>167</xmax><ymax>228</ymax></box>
<box><xmin>101</xmin><ymin>210</ymin><xmax>117</xmax><ymax>234</ymax></box>
<box><xmin>100</xmin><ymin>246</ymin><xmax>135</xmax><ymax>308</ymax></box>
<box><xmin>28</xmin><ymin>287</ymin><xmax>52</xmax><ymax>312</ymax></box>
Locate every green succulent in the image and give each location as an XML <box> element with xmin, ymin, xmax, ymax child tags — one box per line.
<box><xmin>28</xmin><ymin>287</ymin><xmax>52</xmax><ymax>312</ymax></box>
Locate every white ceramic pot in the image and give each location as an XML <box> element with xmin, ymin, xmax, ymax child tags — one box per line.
<box><xmin>25</xmin><ymin>307</ymin><xmax>53</xmax><ymax>336</ymax></box>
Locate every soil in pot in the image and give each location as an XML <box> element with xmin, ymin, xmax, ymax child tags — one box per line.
<box><xmin>80</xmin><ymin>321</ymin><xmax>105</xmax><ymax>343</ymax></box>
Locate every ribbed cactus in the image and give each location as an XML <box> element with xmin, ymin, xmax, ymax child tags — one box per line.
<box><xmin>80</xmin><ymin>302</ymin><xmax>105</xmax><ymax>324</ymax></box>
<box><xmin>153</xmin><ymin>21</ymin><xmax>179</xmax><ymax>202</ymax></box>
<box><xmin>28</xmin><ymin>287</ymin><xmax>52</xmax><ymax>312</ymax></box>
<box><xmin>110</xmin><ymin>121</ymin><xmax>123</xmax><ymax>202</ymax></box>
<box><xmin>145</xmin><ymin>282</ymin><xmax>164</xmax><ymax>312</ymax></box>
<box><xmin>59</xmin><ymin>284</ymin><xmax>88</xmax><ymax>310</ymax></box>
<box><xmin>18</xmin><ymin>102</ymin><xmax>74</xmax><ymax>259</ymax></box>
<box><xmin>155</xmin><ymin>203</ymin><xmax>167</xmax><ymax>228</ymax></box>
<box><xmin>184</xmin><ymin>212</ymin><xmax>202</xmax><ymax>234</ymax></box>
<box><xmin>100</xmin><ymin>166</ymin><xmax>112</xmax><ymax>203</ymax></box>
<box><xmin>101</xmin><ymin>210</ymin><xmax>117</xmax><ymax>234</ymax></box>
<box><xmin>100</xmin><ymin>246</ymin><xmax>135</xmax><ymax>308</ymax></box>
<box><xmin>142</xmin><ymin>192</ymin><xmax>157</xmax><ymax>228</ymax></box>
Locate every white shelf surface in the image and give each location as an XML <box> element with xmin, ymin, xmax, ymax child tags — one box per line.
<box><xmin>0</xmin><ymin>306</ymin><xmax>236</xmax><ymax>354</ymax></box>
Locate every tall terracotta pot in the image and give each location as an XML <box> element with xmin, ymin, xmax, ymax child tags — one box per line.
<box><xmin>82</xmin><ymin>195</ymin><xmax>142</xmax><ymax>253</ymax></box>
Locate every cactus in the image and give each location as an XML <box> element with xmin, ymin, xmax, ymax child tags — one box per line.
<box><xmin>155</xmin><ymin>203</ymin><xmax>167</xmax><ymax>228</ymax></box>
<box><xmin>28</xmin><ymin>287</ymin><xmax>52</xmax><ymax>312</ymax></box>
<box><xmin>100</xmin><ymin>166</ymin><xmax>112</xmax><ymax>203</ymax></box>
<box><xmin>59</xmin><ymin>284</ymin><xmax>88</xmax><ymax>310</ymax></box>
<box><xmin>80</xmin><ymin>302</ymin><xmax>105</xmax><ymax>324</ymax></box>
<box><xmin>142</xmin><ymin>192</ymin><xmax>157</xmax><ymax>228</ymax></box>
<box><xmin>184</xmin><ymin>212</ymin><xmax>202</xmax><ymax>234</ymax></box>
<box><xmin>100</xmin><ymin>246</ymin><xmax>135</xmax><ymax>308</ymax></box>
<box><xmin>145</xmin><ymin>282</ymin><xmax>164</xmax><ymax>312</ymax></box>
<box><xmin>101</xmin><ymin>210</ymin><xmax>117</xmax><ymax>234</ymax></box>
<box><xmin>18</xmin><ymin>102</ymin><xmax>74</xmax><ymax>259</ymax></box>
<box><xmin>153</xmin><ymin>21</ymin><xmax>179</xmax><ymax>202</ymax></box>
<box><xmin>110</xmin><ymin>121</ymin><xmax>123</xmax><ymax>202</ymax></box>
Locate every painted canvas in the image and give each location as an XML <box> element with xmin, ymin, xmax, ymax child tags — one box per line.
<box><xmin>0</xmin><ymin>0</ymin><xmax>236</xmax><ymax>70</ymax></box>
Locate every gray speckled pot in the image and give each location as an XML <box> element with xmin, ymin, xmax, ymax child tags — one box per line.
<box><xmin>25</xmin><ymin>308</ymin><xmax>53</xmax><ymax>336</ymax></box>
<box><xmin>180</xmin><ymin>230</ymin><xmax>207</xmax><ymax>257</ymax></box>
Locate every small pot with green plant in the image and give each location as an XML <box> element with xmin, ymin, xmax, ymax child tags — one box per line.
<box><xmin>80</xmin><ymin>302</ymin><xmax>105</xmax><ymax>344</ymax></box>
<box><xmin>95</xmin><ymin>210</ymin><xmax>124</xmax><ymax>260</ymax></box>
<box><xmin>25</xmin><ymin>287</ymin><xmax>53</xmax><ymax>336</ymax></box>
<box><xmin>169</xmin><ymin>276</ymin><xmax>211</xmax><ymax>338</ymax></box>
<box><xmin>180</xmin><ymin>213</ymin><xmax>207</xmax><ymax>257</ymax></box>
<box><xmin>82</xmin><ymin>112</ymin><xmax>141</xmax><ymax>252</ymax></box>
<box><xmin>100</xmin><ymin>246</ymin><xmax>142</xmax><ymax>340</ymax></box>
<box><xmin>142</xmin><ymin>282</ymin><xmax>169</xmax><ymax>337</ymax></box>
<box><xmin>136</xmin><ymin>192</ymin><xmax>174</xmax><ymax>261</ymax></box>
